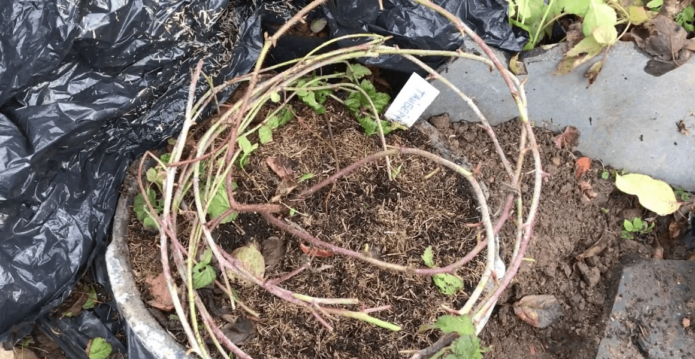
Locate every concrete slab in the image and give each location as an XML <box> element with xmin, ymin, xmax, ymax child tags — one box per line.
<box><xmin>596</xmin><ymin>258</ymin><xmax>695</xmax><ymax>358</ymax></box>
<box><xmin>421</xmin><ymin>42</ymin><xmax>695</xmax><ymax>190</ymax></box>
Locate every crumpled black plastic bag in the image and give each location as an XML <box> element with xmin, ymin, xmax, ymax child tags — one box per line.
<box><xmin>323</xmin><ymin>0</ymin><xmax>526</xmax><ymax>73</ymax></box>
<box><xmin>0</xmin><ymin>0</ymin><xmax>259</xmax><ymax>346</ymax></box>
<box><xmin>0</xmin><ymin>0</ymin><xmax>524</xmax><ymax>357</ymax></box>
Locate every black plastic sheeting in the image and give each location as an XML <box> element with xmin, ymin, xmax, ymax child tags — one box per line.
<box><xmin>0</xmin><ymin>0</ymin><xmax>524</xmax><ymax>357</ymax></box>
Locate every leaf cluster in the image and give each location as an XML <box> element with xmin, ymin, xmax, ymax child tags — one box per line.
<box><xmin>420</xmin><ymin>315</ymin><xmax>489</xmax><ymax>359</ymax></box>
<box><xmin>621</xmin><ymin>217</ymin><xmax>654</xmax><ymax>239</ymax></box>
<box><xmin>421</xmin><ymin>246</ymin><xmax>464</xmax><ymax>296</ymax></box>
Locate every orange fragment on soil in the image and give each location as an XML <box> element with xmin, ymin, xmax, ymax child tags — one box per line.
<box><xmin>299</xmin><ymin>242</ymin><xmax>334</xmax><ymax>258</ymax></box>
<box><xmin>575</xmin><ymin>157</ymin><xmax>591</xmax><ymax>179</ymax></box>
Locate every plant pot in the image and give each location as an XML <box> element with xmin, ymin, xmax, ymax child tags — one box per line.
<box><xmin>106</xmin><ymin>177</ymin><xmax>192</xmax><ymax>359</ymax></box>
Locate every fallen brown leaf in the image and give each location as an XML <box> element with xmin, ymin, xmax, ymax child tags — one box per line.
<box><xmin>554</xmin><ymin>126</ymin><xmax>579</xmax><ymax>149</ymax></box>
<box><xmin>575</xmin><ymin>157</ymin><xmax>591</xmax><ymax>179</ymax></box>
<box><xmin>270</xmin><ymin>177</ymin><xmax>297</xmax><ymax>202</ymax></box>
<box><xmin>221</xmin><ymin>316</ymin><xmax>257</xmax><ymax>345</ymax></box>
<box><xmin>300</xmin><ymin>242</ymin><xmax>334</xmax><ymax>258</ymax></box>
<box><xmin>579</xmin><ymin>180</ymin><xmax>598</xmax><ymax>199</ymax></box>
<box><xmin>678</xmin><ymin>119</ymin><xmax>690</xmax><ymax>135</ymax></box>
<box><xmin>585</xmin><ymin>60</ymin><xmax>604</xmax><ymax>86</ymax></box>
<box><xmin>266</xmin><ymin>156</ymin><xmax>294</xmax><ymax>179</ymax></box>
<box><xmin>669</xmin><ymin>218</ymin><xmax>686</xmax><ymax>239</ymax></box>
<box><xmin>576</xmin><ymin>234</ymin><xmax>609</xmax><ymax>261</ymax></box>
<box><xmin>146</xmin><ymin>273</ymin><xmax>174</xmax><ymax>311</ymax></box>
<box><xmin>632</xmin><ymin>15</ymin><xmax>694</xmax><ymax>75</ymax></box>
<box><xmin>261</xmin><ymin>236</ymin><xmax>286</xmax><ymax>270</ymax></box>
<box><xmin>513</xmin><ymin>295</ymin><xmax>563</xmax><ymax>328</ymax></box>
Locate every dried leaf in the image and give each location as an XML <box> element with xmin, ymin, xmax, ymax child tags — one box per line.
<box><xmin>513</xmin><ymin>295</ymin><xmax>563</xmax><ymax>328</ymax></box>
<box><xmin>555</xmin><ymin>37</ymin><xmax>603</xmax><ymax>75</ymax></box>
<box><xmin>270</xmin><ymin>177</ymin><xmax>297</xmax><ymax>202</ymax></box>
<box><xmin>633</xmin><ymin>15</ymin><xmax>689</xmax><ymax>63</ymax></box>
<box><xmin>576</xmin><ymin>234</ymin><xmax>609</xmax><ymax>260</ymax></box>
<box><xmin>668</xmin><ymin>218</ymin><xmax>686</xmax><ymax>239</ymax></box>
<box><xmin>510</xmin><ymin>54</ymin><xmax>527</xmax><ymax>75</ymax></box>
<box><xmin>261</xmin><ymin>236</ymin><xmax>286</xmax><ymax>270</ymax></box>
<box><xmin>585</xmin><ymin>60</ymin><xmax>604</xmax><ymax>85</ymax></box>
<box><xmin>615</xmin><ymin>173</ymin><xmax>680</xmax><ymax>215</ymax></box>
<box><xmin>229</xmin><ymin>243</ymin><xmax>265</xmax><ymax>287</ymax></box>
<box><xmin>300</xmin><ymin>242</ymin><xmax>334</xmax><ymax>258</ymax></box>
<box><xmin>554</xmin><ymin>126</ymin><xmax>579</xmax><ymax>149</ymax></box>
<box><xmin>145</xmin><ymin>273</ymin><xmax>174</xmax><ymax>311</ymax></box>
<box><xmin>579</xmin><ymin>181</ymin><xmax>598</xmax><ymax>199</ymax></box>
<box><xmin>221</xmin><ymin>316</ymin><xmax>257</xmax><ymax>345</ymax></box>
<box><xmin>575</xmin><ymin>157</ymin><xmax>592</xmax><ymax>179</ymax></box>
<box><xmin>266</xmin><ymin>156</ymin><xmax>294</xmax><ymax>178</ymax></box>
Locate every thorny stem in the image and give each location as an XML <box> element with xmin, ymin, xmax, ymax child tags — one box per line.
<box><xmin>148</xmin><ymin>1</ymin><xmax>540</xmax><ymax>357</ymax></box>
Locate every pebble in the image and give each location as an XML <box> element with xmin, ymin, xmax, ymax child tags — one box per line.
<box><xmin>576</xmin><ymin>262</ymin><xmax>601</xmax><ymax>287</ymax></box>
<box><xmin>429</xmin><ymin>114</ymin><xmax>451</xmax><ymax>131</ymax></box>
<box><xmin>551</xmin><ymin>156</ymin><xmax>562</xmax><ymax>166</ymax></box>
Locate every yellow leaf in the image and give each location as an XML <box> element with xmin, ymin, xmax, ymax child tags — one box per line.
<box><xmin>592</xmin><ymin>25</ymin><xmax>617</xmax><ymax>45</ymax></box>
<box><xmin>615</xmin><ymin>174</ymin><xmax>680</xmax><ymax>215</ymax></box>
<box><xmin>628</xmin><ymin>6</ymin><xmax>651</xmax><ymax>25</ymax></box>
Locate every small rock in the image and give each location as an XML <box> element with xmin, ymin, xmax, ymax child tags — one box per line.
<box><xmin>684</xmin><ymin>317</ymin><xmax>691</xmax><ymax>329</ymax></box>
<box><xmin>576</xmin><ymin>262</ymin><xmax>601</xmax><ymax>287</ymax></box>
<box><xmin>456</xmin><ymin>122</ymin><xmax>469</xmax><ymax>134</ymax></box>
<box><xmin>620</xmin><ymin>208</ymin><xmax>643</xmax><ymax>223</ymax></box>
<box><xmin>551</xmin><ymin>156</ymin><xmax>562</xmax><ymax>166</ymax></box>
<box><xmin>463</xmin><ymin>131</ymin><xmax>476</xmax><ymax>142</ymax></box>
<box><xmin>586</xmin><ymin>256</ymin><xmax>599</xmax><ymax>267</ymax></box>
<box><xmin>561</xmin><ymin>262</ymin><xmax>573</xmax><ymax>278</ymax></box>
<box><xmin>429</xmin><ymin>114</ymin><xmax>451</xmax><ymax>131</ymax></box>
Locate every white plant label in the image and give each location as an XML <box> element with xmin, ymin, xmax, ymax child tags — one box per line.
<box><xmin>384</xmin><ymin>72</ymin><xmax>440</xmax><ymax>127</ymax></box>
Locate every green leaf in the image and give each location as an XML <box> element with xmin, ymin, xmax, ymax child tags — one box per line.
<box><xmin>238</xmin><ymin>136</ymin><xmax>258</xmax><ymax>155</ymax></box>
<box><xmin>646</xmin><ymin>0</ymin><xmax>662</xmax><ymax>10</ymax></box>
<box><xmin>310</xmin><ymin>18</ymin><xmax>328</xmax><ymax>33</ymax></box>
<box><xmin>192</xmin><ymin>261</ymin><xmax>216</xmax><ymax>289</ymax></box>
<box><xmin>449</xmin><ymin>335</ymin><xmax>487</xmax><ymax>359</ymax></box>
<box><xmin>555</xmin><ymin>36</ymin><xmax>603</xmax><ymax>75</ymax></box>
<box><xmin>160</xmin><ymin>153</ymin><xmax>171</xmax><ymax>164</ymax></box>
<box><xmin>347</xmin><ymin>63</ymin><xmax>372</xmax><ymax>80</ymax></box>
<box><xmin>601</xmin><ymin>170</ymin><xmax>610</xmax><ymax>180</ymax></box>
<box><xmin>421</xmin><ymin>246</ymin><xmax>435</xmax><ymax>268</ymax></box>
<box><xmin>391</xmin><ymin>164</ymin><xmax>403</xmax><ymax>179</ymax></box>
<box><xmin>146</xmin><ymin>168</ymin><xmax>164</xmax><ymax>186</ymax></box>
<box><xmin>298</xmin><ymin>173</ymin><xmax>314</xmax><ymax>183</ymax></box>
<box><xmin>344</xmin><ymin>94</ymin><xmax>361</xmax><ymax>114</ymax></box>
<box><xmin>208</xmin><ymin>182</ymin><xmax>239</xmax><ymax>224</ymax></box>
<box><xmin>433</xmin><ymin>273</ymin><xmax>464</xmax><ymax>295</ymax></box>
<box><xmin>632</xmin><ymin>217</ymin><xmax>643</xmax><ymax>229</ymax></box>
<box><xmin>134</xmin><ymin>188</ymin><xmax>160</xmax><ymax>229</ymax></box>
<box><xmin>259</xmin><ymin>125</ymin><xmax>273</xmax><ymax>144</ymax></box>
<box><xmin>592</xmin><ymin>25</ymin><xmax>617</xmax><ymax>45</ymax></box>
<box><xmin>201</xmin><ymin>248</ymin><xmax>213</xmax><ymax>265</ymax></box>
<box><xmin>582</xmin><ymin>2</ymin><xmax>617</xmax><ymax>37</ymax></box>
<box><xmin>300</xmin><ymin>92</ymin><xmax>326</xmax><ymax>115</ymax></box>
<box><xmin>82</xmin><ymin>286</ymin><xmax>97</xmax><ymax>310</ymax></box>
<box><xmin>87</xmin><ymin>338</ymin><xmax>112</xmax><ymax>359</ymax></box>
<box><xmin>624</xmin><ymin>219</ymin><xmax>634</xmax><ymax>232</ymax></box>
<box><xmin>676</xmin><ymin>5</ymin><xmax>695</xmax><ymax>28</ymax></box>
<box><xmin>358</xmin><ymin>116</ymin><xmax>378</xmax><ymax>136</ymax></box>
<box><xmin>615</xmin><ymin>174</ymin><xmax>680</xmax><ymax>215</ymax></box>
<box><xmin>553</xmin><ymin>0</ymin><xmax>591</xmax><ymax>16</ymax></box>
<box><xmin>270</xmin><ymin>92</ymin><xmax>281</xmax><ymax>103</ymax></box>
<box><xmin>371</xmin><ymin>92</ymin><xmax>391</xmax><ymax>114</ymax></box>
<box><xmin>239</xmin><ymin>153</ymin><xmax>251</xmax><ymax>169</ymax></box>
<box><xmin>421</xmin><ymin>315</ymin><xmax>476</xmax><ymax>336</ymax></box>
